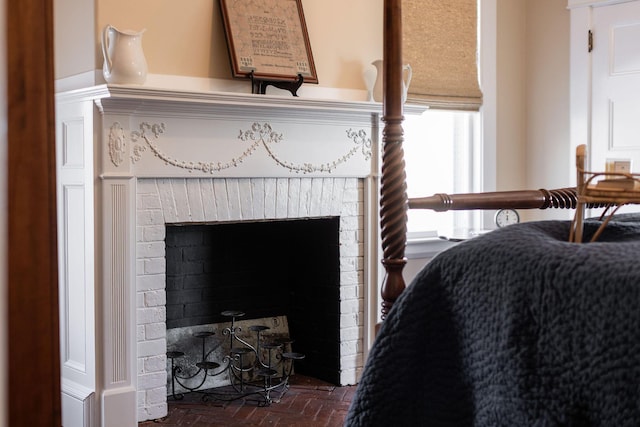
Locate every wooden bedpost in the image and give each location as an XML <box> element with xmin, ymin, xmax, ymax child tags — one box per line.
<box><xmin>379</xmin><ymin>0</ymin><xmax>407</xmax><ymax>326</ymax></box>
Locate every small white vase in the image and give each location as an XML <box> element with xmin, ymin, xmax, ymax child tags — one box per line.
<box><xmin>363</xmin><ymin>67</ymin><xmax>377</xmax><ymax>102</ymax></box>
<box><xmin>102</xmin><ymin>25</ymin><xmax>148</xmax><ymax>84</ymax></box>
<box><xmin>371</xmin><ymin>59</ymin><xmax>413</xmax><ymax>103</ymax></box>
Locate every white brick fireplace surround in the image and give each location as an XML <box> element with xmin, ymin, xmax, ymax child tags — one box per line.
<box><xmin>55</xmin><ymin>82</ymin><xmax>384</xmax><ymax>426</ymax></box>
<box><xmin>137</xmin><ymin>176</ymin><xmax>362</xmax><ymax>417</ymax></box>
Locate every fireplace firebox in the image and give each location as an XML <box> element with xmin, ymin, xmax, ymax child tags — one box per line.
<box><xmin>165</xmin><ymin>217</ymin><xmax>341</xmax><ymax>385</ymax></box>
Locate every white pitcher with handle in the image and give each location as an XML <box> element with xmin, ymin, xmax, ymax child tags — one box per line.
<box><xmin>371</xmin><ymin>59</ymin><xmax>412</xmax><ymax>103</ymax></box>
<box><xmin>102</xmin><ymin>25</ymin><xmax>148</xmax><ymax>84</ymax></box>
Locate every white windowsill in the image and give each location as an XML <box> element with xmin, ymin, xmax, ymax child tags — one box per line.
<box><xmin>405</xmin><ymin>236</ymin><xmax>459</xmax><ymax>259</ymax></box>
<box><xmin>406</xmin><ymin>228</ymin><xmax>494</xmax><ymax>260</ymax></box>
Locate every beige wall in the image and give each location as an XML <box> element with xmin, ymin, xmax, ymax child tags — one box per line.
<box><xmin>56</xmin><ymin>0</ymin><xmax>384</xmax><ymax>91</ymax></box>
<box><xmin>494</xmin><ymin>0</ymin><xmax>570</xmax><ymax>221</ymax></box>
<box><xmin>496</xmin><ymin>0</ymin><xmax>527</xmax><ymax>192</ymax></box>
<box><xmin>525</xmin><ymin>0</ymin><xmax>571</xmax><ymax>220</ymax></box>
<box><xmin>54</xmin><ymin>0</ymin><xmax>94</xmax><ymax>79</ymax></box>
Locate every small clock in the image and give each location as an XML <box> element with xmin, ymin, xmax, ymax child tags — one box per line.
<box><xmin>494</xmin><ymin>208</ymin><xmax>520</xmax><ymax>228</ymax></box>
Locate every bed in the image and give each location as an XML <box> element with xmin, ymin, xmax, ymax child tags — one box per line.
<box><xmin>347</xmin><ymin>215</ymin><xmax>640</xmax><ymax>425</ymax></box>
<box><xmin>345</xmin><ymin>1</ymin><xmax>640</xmax><ymax>425</ymax></box>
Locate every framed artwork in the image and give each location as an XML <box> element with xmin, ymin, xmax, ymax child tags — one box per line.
<box><xmin>219</xmin><ymin>0</ymin><xmax>318</xmax><ymax>83</ymax></box>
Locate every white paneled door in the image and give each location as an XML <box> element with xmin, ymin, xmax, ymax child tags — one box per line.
<box><xmin>591</xmin><ymin>1</ymin><xmax>640</xmax><ymax>178</ymax></box>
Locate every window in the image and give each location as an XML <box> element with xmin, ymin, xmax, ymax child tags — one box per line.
<box><xmin>403</xmin><ymin>109</ymin><xmax>482</xmax><ymax>243</ymax></box>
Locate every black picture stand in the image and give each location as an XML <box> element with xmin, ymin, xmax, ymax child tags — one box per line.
<box><xmin>249</xmin><ymin>71</ymin><xmax>304</xmax><ymax>97</ymax></box>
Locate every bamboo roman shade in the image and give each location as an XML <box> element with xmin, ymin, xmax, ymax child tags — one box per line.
<box><xmin>403</xmin><ymin>0</ymin><xmax>482</xmax><ymax>110</ymax></box>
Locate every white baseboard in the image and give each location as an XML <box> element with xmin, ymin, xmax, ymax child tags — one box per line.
<box><xmin>61</xmin><ymin>380</ymin><xmax>95</xmax><ymax>427</ymax></box>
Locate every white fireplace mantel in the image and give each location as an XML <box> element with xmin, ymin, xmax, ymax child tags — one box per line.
<box><xmin>55</xmin><ymin>84</ymin><xmax>385</xmax><ymax>427</ymax></box>
<box><xmin>63</xmin><ymin>85</ymin><xmax>383</xmax><ymax>180</ymax></box>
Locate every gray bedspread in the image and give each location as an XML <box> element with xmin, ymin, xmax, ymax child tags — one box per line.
<box><xmin>345</xmin><ymin>216</ymin><xmax>640</xmax><ymax>426</ymax></box>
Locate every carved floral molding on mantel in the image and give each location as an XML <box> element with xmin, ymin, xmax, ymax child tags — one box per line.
<box><xmin>109</xmin><ymin>121</ymin><xmax>373</xmax><ymax>174</ymax></box>
<box><xmin>108</xmin><ymin>124</ymin><xmax>127</xmax><ymax>167</ymax></box>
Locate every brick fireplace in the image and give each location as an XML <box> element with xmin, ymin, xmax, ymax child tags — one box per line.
<box><xmin>56</xmin><ymin>83</ymin><xmax>384</xmax><ymax>426</ymax></box>
<box><xmin>136</xmin><ymin>176</ymin><xmax>364</xmax><ymax>419</ymax></box>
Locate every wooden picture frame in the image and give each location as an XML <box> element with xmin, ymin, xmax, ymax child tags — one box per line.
<box><xmin>219</xmin><ymin>0</ymin><xmax>318</xmax><ymax>83</ymax></box>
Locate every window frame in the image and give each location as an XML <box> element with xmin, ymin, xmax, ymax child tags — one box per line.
<box><xmin>403</xmin><ymin>110</ymin><xmax>482</xmax><ymax>258</ymax></box>
<box><xmin>403</xmin><ymin>0</ymin><xmax>497</xmax><ymax>259</ymax></box>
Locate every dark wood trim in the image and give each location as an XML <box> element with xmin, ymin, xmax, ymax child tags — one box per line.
<box><xmin>379</xmin><ymin>0</ymin><xmax>407</xmax><ymax>322</ymax></box>
<box><xmin>7</xmin><ymin>0</ymin><xmax>62</xmax><ymax>424</ymax></box>
<box><xmin>408</xmin><ymin>187</ymin><xmax>610</xmax><ymax>211</ymax></box>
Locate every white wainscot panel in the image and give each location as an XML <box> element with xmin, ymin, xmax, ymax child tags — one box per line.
<box><xmin>62</xmin><ymin>184</ymin><xmax>88</xmax><ymax>372</ymax></box>
<box><xmin>56</xmin><ymin>100</ymin><xmax>96</xmax><ymax>427</ymax></box>
<box><xmin>62</xmin><ymin>120</ymin><xmax>85</xmax><ymax>167</ymax></box>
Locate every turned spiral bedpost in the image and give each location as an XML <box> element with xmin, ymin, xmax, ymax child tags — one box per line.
<box><xmin>379</xmin><ymin>0</ymin><xmax>407</xmax><ymax>325</ymax></box>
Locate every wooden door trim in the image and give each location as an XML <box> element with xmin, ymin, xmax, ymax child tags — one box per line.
<box><xmin>7</xmin><ymin>0</ymin><xmax>62</xmax><ymax>425</ymax></box>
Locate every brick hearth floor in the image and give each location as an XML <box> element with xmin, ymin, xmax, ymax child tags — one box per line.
<box><xmin>138</xmin><ymin>375</ymin><xmax>357</xmax><ymax>427</ymax></box>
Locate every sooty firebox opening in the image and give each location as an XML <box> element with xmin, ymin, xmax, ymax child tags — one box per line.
<box><xmin>165</xmin><ymin>217</ymin><xmax>341</xmax><ymax>385</ymax></box>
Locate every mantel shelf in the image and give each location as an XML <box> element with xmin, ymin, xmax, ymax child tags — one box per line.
<box><xmin>56</xmin><ymin>81</ymin><xmax>429</xmax><ymax>121</ymax></box>
<box><xmin>57</xmin><ymin>84</ymin><xmax>381</xmax><ymax>116</ymax></box>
